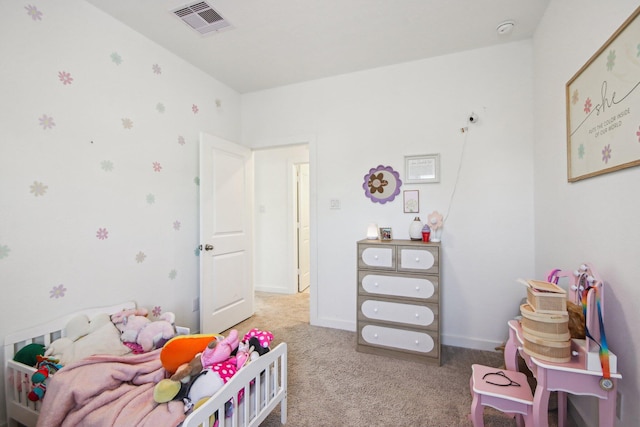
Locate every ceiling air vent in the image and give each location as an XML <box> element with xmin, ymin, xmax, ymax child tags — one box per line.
<box><xmin>171</xmin><ymin>1</ymin><xmax>232</xmax><ymax>35</ymax></box>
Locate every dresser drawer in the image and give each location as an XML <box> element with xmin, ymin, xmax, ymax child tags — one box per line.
<box><xmin>359</xmin><ymin>324</ymin><xmax>439</xmax><ymax>357</ymax></box>
<box><xmin>358</xmin><ymin>271</ymin><xmax>438</xmax><ymax>302</ymax></box>
<box><xmin>358</xmin><ymin>244</ymin><xmax>396</xmax><ymax>270</ymax></box>
<box><xmin>358</xmin><ymin>297</ymin><xmax>438</xmax><ymax>329</ymax></box>
<box><xmin>397</xmin><ymin>245</ymin><xmax>438</xmax><ymax>273</ymax></box>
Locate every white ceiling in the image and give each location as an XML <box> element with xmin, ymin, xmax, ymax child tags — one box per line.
<box><xmin>86</xmin><ymin>0</ymin><xmax>549</xmax><ymax>94</ymax></box>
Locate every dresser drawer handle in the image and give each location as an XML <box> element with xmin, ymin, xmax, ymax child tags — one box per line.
<box><xmin>374</xmin><ymin>255</ymin><xmax>379</xmax><ymax>260</ymax></box>
<box><xmin>373</xmin><ymin>307</ymin><xmax>378</xmax><ymax>313</ymax></box>
<box><xmin>374</xmin><ymin>333</ymin><xmax>379</xmax><ymax>339</ymax></box>
<box><xmin>415</xmin><ymin>286</ymin><xmax>420</xmax><ymax>291</ymax></box>
<box><xmin>415</xmin><ymin>313</ymin><xmax>419</xmax><ymax>318</ymax></box>
<box><xmin>374</xmin><ymin>282</ymin><xmax>379</xmax><ymax>287</ymax></box>
<box><xmin>415</xmin><ymin>340</ymin><xmax>420</xmax><ymax>346</ymax></box>
<box><xmin>415</xmin><ymin>257</ymin><xmax>420</xmax><ymax>262</ymax></box>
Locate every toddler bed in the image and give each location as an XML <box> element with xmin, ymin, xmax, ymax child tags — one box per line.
<box><xmin>4</xmin><ymin>301</ymin><xmax>287</xmax><ymax>427</ymax></box>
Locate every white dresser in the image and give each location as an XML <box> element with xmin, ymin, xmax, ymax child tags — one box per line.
<box><xmin>356</xmin><ymin>239</ymin><xmax>441</xmax><ymax>365</ymax></box>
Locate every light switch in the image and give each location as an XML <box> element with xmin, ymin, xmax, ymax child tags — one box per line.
<box><xmin>330</xmin><ymin>199</ymin><xmax>341</xmax><ymax>209</ymax></box>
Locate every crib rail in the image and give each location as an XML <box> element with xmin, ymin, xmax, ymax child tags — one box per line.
<box><xmin>182</xmin><ymin>342</ymin><xmax>288</xmax><ymax>427</ymax></box>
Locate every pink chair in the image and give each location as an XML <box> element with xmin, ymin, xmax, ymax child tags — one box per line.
<box><xmin>470</xmin><ymin>364</ymin><xmax>533</xmax><ymax>427</ymax></box>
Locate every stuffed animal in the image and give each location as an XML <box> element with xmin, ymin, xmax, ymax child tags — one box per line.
<box><xmin>112</xmin><ymin>311</ymin><xmax>177</xmax><ymax>352</ymax></box>
<box><xmin>201</xmin><ymin>330</ymin><xmax>239</xmax><ymax>369</ymax></box>
<box><xmin>160</xmin><ymin>334</ymin><xmax>221</xmax><ymax>375</ymax></box>
<box><xmin>153</xmin><ymin>331</ymin><xmax>239</xmax><ymax>405</ymax></box>
<box><xmin>28</xmin><ymin>355</ymin><xmax>62</xmax><ymax>401</ymax></box>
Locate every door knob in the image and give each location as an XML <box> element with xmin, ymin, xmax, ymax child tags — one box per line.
<box><xmin>199</xmin><ymin>244</ymin><xmax>214</xmax><ymax>251</ymax></box>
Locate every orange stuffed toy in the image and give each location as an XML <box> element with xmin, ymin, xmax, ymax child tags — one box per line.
<box><xmin>160</xmin><ymin>334</ymin><xmax>221</xmax><ymax>374</ymax></box>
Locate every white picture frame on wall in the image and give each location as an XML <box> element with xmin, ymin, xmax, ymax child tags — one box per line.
<box><xmin>404</xmin><ymin>154</ymin><xmax>440</xmax><ymax>183</ymax></box>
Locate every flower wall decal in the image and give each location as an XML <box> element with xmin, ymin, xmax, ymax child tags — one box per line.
<box><xmin>362</xmin><ymin>165</ymin><xmax>402</xmax><ymax>204</ymax></box>
<box><xmin>58</xmin><ymin>71</ymin><xmax>73</xmax><ymax>85</ymax></box>
<box><xmin>0</xmin><ymin>244</ymin><xmax>10</xmax><ymax>259</ymax></box>
<box><xmin>39</xmin><ymin>114</ymin><xmax>55</xmax><ymax>130</ymax></box>
<box><xmin>30</xmin><ymin>181</ymin><xmax>48</xmax><ymax>196</ymax></box>
<box><xmin>50</xmin><ymin>284</ymin><xmax>67</xmax><ymax>298</ymax></box>
<box><xmin>25</xmin><ymin>5</ymin><xmax>43</xmax><ymax>21</ymax></box>
<box><xmin>96</xmin><ymin>228</ymin><xmax>109</xmax><ymax>240</ymax></box>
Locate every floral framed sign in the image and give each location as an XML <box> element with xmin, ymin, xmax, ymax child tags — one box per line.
<box><xmin>403</xmin><ymin>190</ymin><xmax>419</xmax><ymax>213</ymax></box>
<box><xmin>566</xmin><ymin>6</ymin><xmax>640</xmax><ymax>182</ymax></box>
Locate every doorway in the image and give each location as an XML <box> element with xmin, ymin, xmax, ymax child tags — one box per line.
<box><xmin>253</xmin><ymin>144</ymin><xmax>310</xmax><ymax>295</ymax></box>
<box><xmin>296</xmin><ymin>163</ymin><xmax>310</xmax><ymax>292</ymax></box>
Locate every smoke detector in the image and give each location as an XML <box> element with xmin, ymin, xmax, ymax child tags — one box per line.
<box><xmin>496</xmin><ymin>20</ymin><xmax>515</xmax><ymax>36</ymax></box>
<box><xmin>171</xmin><ymin>1</ymin><xmax>232</xmax><ymax>36</ymax></box>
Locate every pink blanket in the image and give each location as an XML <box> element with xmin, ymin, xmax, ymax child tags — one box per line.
<box><xmin>36</xmin><ymin>349</ymin><xmax>186</xmax><ymax>427</ymax></box>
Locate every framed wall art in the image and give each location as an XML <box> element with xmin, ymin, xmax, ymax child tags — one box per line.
<box><xmin>404</xmin><ymin>154</ymin><xmax>440</xmax><ymax>183</ymax></box>
<box><xmin>403</xmin><ymin>190</ymin><xmax>419</xmax><ymax>213</ymax></box>
<box><xmin>566</xmin><ymin>6</ymin><xmax>640</xmax><ymax>182</ymax></box>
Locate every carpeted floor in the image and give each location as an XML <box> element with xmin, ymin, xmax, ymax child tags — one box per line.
<box><xmin>227</xmin><ymin>291</ymin><xmax>560</xmax><ymax>427</ymax></box>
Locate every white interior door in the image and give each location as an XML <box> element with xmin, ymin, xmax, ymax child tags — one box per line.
<box><xmin>199</xmin><ymin>132</ymin><xmax>253</xmax><ymax>333</ymax></box>
<box><xmin>297</xmin><ymin>163</ymin><xmax>310</xmax><ymax>292</ymax></box>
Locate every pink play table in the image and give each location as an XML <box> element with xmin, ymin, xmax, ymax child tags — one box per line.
<box><xmin>504</xmin><ymin>320</ymin><xmax>621</xmax><ymax>427</ymax></box>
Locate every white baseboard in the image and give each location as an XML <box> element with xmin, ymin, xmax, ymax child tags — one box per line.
<box><xmin>442</xmin><ymin>333</ymin><xmax>504</xmax><ymax>352</ymax></box>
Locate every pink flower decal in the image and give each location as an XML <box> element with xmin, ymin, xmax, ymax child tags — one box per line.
<box><xmin>583</xmin><ymin>98</ymin><xmax>592</xmax><ymax>114</ymax></box>
<box><xmin>602</xmin><ymin>144</ymin><xmax>612</xmax><ymax>164</ymax></box>
<box><xmin>192</xmin><ymin>104</ymin><xmax>199</xmax><ymax>114</ymax></box>
<box><xmin>152</xmin><ymin>64</ymin><xmax>162</xmax><ymax>74</ymax></box>
<box><xmin>178</xmin><ymin>135</ymin><xmax>186</xmax><ymax>146</ymax></box>
<box><xmin>636</xmin><ymin>126</ymin><xmax>640</xmax><ymax>142</ymax></box>
<box><xmin>58</xmin><ymin>71</ymin><xmax>73</xmax><ymax>85</ymax></box>
<box><xmin>122</xmin><ymin>118</ymin><xmax>133</xmax><ymax>129</ymax></box>
<box><xmin>96</xmin><ymin>228</ymin><xmax>109</xmax><ymax>240</ymax></box>
<box><xmin>39</xmin><ymin>114</ymin><xmax>55</xmax><ymax>130</ymax></box>
<box><xmin>152</xmin><ymin>306</ymin><xmax>162</xmax><ymax>317</ymax></box>
<box><xmin>50</xmin><ymin>284</ymin><xmax>67</xmax><ymax>299</ymax></box>
<box><xmin>153</xmin><ymin>162</ymin><xmax>162</xmax><ymax>172</ymax></box>
<box><xmin>173</xmin><ymin>220</ymin><xmax>181</xmax><ymax>231</ymax></box>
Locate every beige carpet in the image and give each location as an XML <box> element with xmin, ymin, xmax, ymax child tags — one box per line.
<box><xmin>226</xmin><ymin>291</ymin><xmax>560</xmax><ymax>427</ymax></box>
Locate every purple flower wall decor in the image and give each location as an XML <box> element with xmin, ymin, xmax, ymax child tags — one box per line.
<box><xmin>39</xmin><ymin>114</ymin><xmax>55</xmax><ymax>130</ymax></box>
<box><xmin>152</xmin><ymin>306</ymin><xmax>162</xmax><ymax>317</ymax></box>
<box><xmin>153</xmin><ymin>162</ymin><xmax>162</xmax><ymax>172</ymax></box>
<box><xmin>25</xmin><ymin>5</ymin><xmax>43</xmax><ymax>21</ymax></box>
<box><xmin>192</xmin><ymin>104</ymin><xmax>199</xmax><ymax>114</ymax></box>
<box><xmin>152</xmin><ymin>64</ymin><xmax>162</xmax><ymax>74</ymax></box>
<box><xmin>363</xmin><ymin>165</ymin><xmax>402</xmax><ymax>204</ymax></box>
<box><xmin>50</xmin><ymin>284</ymin><xmax>67</xmax><ymax>298</ymax></box>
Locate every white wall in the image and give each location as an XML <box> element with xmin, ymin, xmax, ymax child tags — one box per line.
<box><xmin>242</xmin><ymin>40</ymin><xmax>536</xmax><ymax>347</ymax></box>
<box><xmin>533</xmin><ymin>1</ymin><xmax>639</xmax><ymax>425</ymax></box>
<box><xmin>0</xmin><ymin>1</ymin><xmax>240</xmax><ymax>422</ymax></box>
<box><xmin>253</xmin><ymin>144</ymin><xmax>310</xmax><ymax>293</ymax></box>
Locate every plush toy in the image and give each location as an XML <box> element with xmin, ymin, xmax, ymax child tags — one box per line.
<box><xmin>44</xmin><ymin>314</ymin><xmax>110</xmax><ymax>364</ymax></box>
<box><xmin>110</xmin><ymin>307</ymin><xmax>149</xmax><ymax>324</ymax></box>
<box><xmin>28</xmin><ymin>355</ymin><xmax>62</xmax><ymax>401</ymax></box>
<box><xmin>153</xmin><ymin>331</ymin><xmax>239</xmax><ymax>405</ymax></box>
<box><xmin>201</xmin><ymin>330</ymin><xmax>239</xmax><ymax>369</ymax></box>
<box><xmin>160</xmin><ymin>334</ymin><xmax>221</xmax><ymax>375</ymax></box>
<box><xmin>112</xmin><ymin>311</ymin><xmax>177</xmax><ymax>352</ymax></box>
<box><xmin>13</xmin><ymin>343</ymin><xmax>45</xmax><ymax>366</ymax></box>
